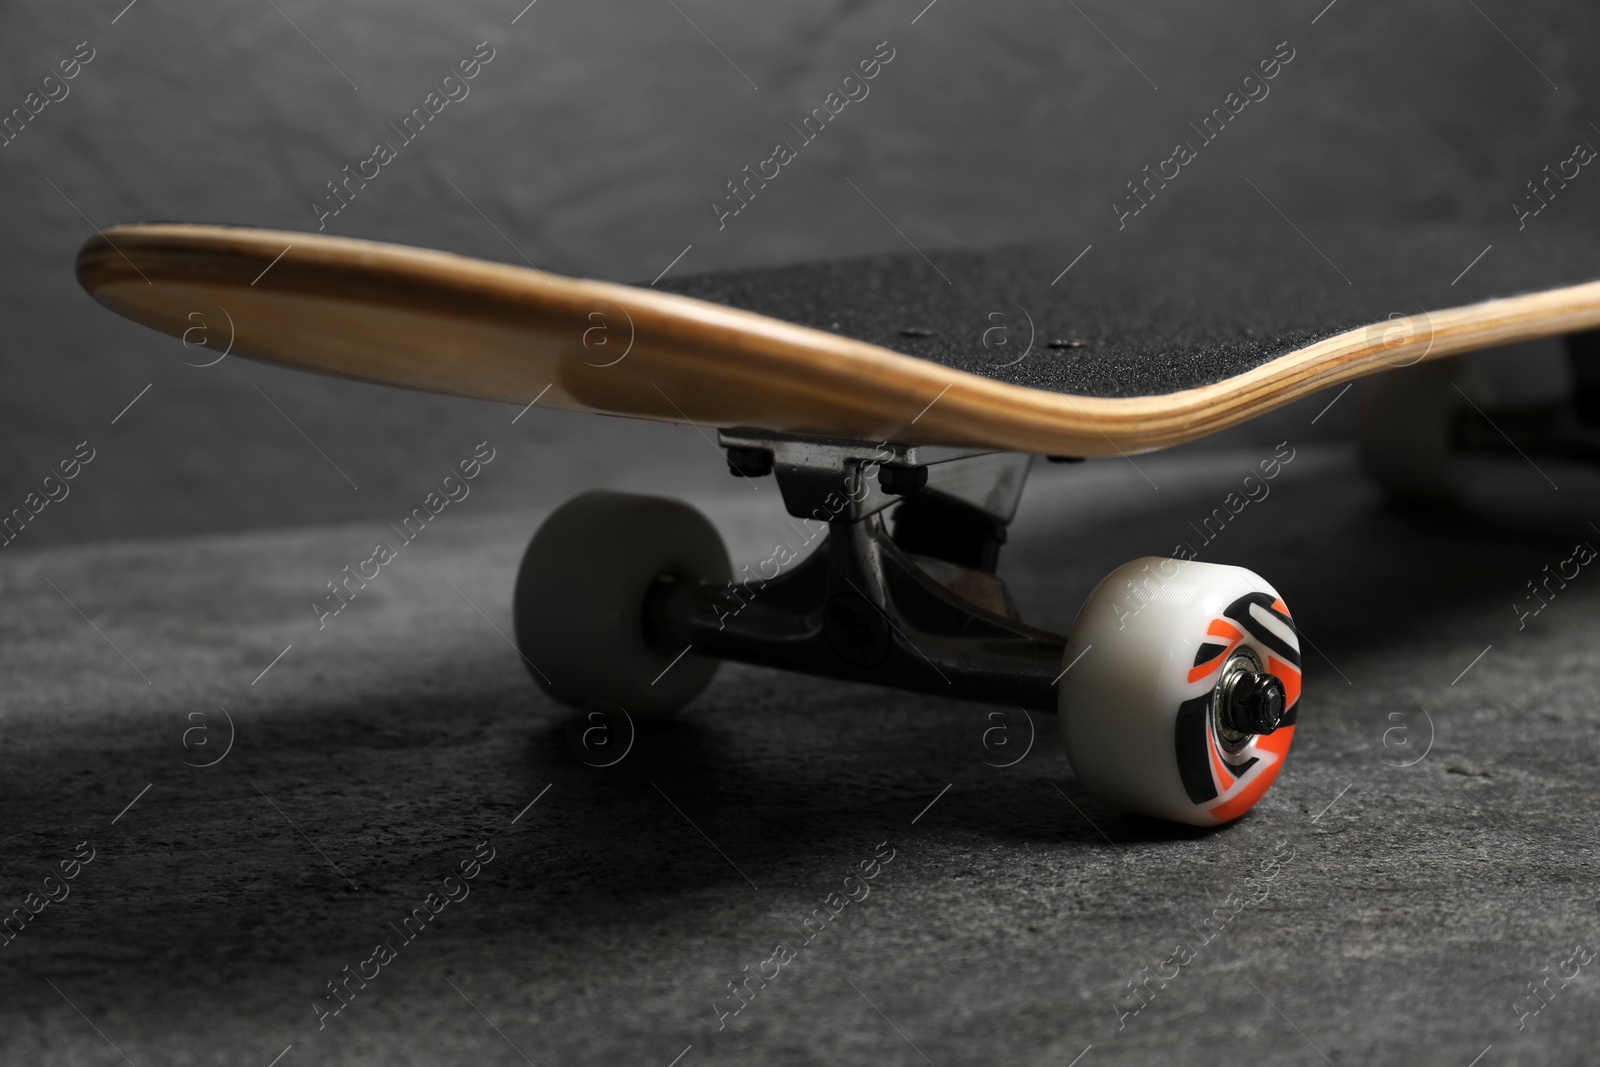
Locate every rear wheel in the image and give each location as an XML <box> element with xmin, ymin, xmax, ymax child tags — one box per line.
<box><xmin>1357</xmin><ymin>359</ymin><xmax>1494</xmax><ymax>504</ymax></box>
<box><xmin>513</xmin><ymin>491</ymin><xmax>731</xmax><ymax>718</ymax></box>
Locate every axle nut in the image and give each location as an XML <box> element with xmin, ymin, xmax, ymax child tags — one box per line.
<box><xmin>1222</xmin><ymin>671</ymin><xmax>1286</xmax><ymax>736</ymax></box>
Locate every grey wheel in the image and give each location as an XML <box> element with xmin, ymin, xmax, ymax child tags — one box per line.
<box><xmin>513</xmin><ymin>491</ymin><xmax>731</xmax><ymax>718</ymax></box>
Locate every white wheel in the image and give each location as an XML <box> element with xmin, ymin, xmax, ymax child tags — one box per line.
<box><xmin>1058</xmin><ymin>557</ymin><xmax>1302</xmax><ymax>826</ymax></box>
<box><xmin>513</xmin><ymin>491</ymin><xmax>731</xmax><ymax>718</ymax></box>
<box><xmin>1357</xmin><ymin>359</ymin><xmax>1494</xmax><ymax>503</ymax></box>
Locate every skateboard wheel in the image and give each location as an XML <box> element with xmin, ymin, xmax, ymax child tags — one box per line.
<box><xmin>1058</xmin><ymin>557</ymin><xmax>1302</xmax><ymax>826</ymax></box>
<box><xmin>513</xmin><ymin>491</ymin><xmax>731</xmax><ymax>718</ymax></box>
<box><xmin>1357</xmin><ymin>359</ymin><xmax>1493</xmax><ymax>503</ymax></box>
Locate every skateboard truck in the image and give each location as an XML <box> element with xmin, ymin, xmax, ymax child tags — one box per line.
<box><xmin>652</xmin><ymin>431</ymin><xmax>1065</xmax><ymax>711</ymax></box>
<box><xmin>1360</xmin><ymin>337</ymin><xmax>1600</xmax><ymax>501</ymax></box>
<box><xmin>513</xmin><ymin>428</ymin><xmax>1304</xmax><ymax>825</ymax></box>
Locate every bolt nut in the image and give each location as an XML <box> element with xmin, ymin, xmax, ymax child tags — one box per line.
<box><xmin>878</xmin><ymin>464</ymin><xmax>928</xmax><ymax>495</ymax></box>
<box><xmin>726</xmin><ymin>446</ymin><xmax>773</xmax><ymax>478</ymax></box>
<box><xmin>1222</xmin><ymin>671</ymin><xmax>1286</xmax><ymax>736</ymax></box>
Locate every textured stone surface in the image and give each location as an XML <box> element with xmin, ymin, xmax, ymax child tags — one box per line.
<box><xmin>2</xmin><ymin>440</ymin><xmax>1598</xmax><ymax>1064</ymax></box>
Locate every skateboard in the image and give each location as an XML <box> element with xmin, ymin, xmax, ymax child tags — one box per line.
<box><xmin>76</xmin><ymin>221</ymin><xmax>1600</xmax><ymax>826</ymax></box>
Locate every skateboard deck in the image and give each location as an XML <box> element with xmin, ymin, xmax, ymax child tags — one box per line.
<box><xmin>76</xmin><ymin>216</ymin><xmax>1600</xmax><ymax>457</ymax></box>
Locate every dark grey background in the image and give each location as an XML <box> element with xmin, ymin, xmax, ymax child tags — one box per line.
<box><xmin>4</xmin><ymin>2</ymin><xmax>1600</xmax><ymax>1065</ymax></box>
<box><xmin>2</xmin><ymin>0</ymin><xmax>1597</xmax><ymax>544</ymax></box>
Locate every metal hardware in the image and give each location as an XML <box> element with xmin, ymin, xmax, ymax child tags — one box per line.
<box><xmin>725</xmin><ymin>445</ymin><xmax>774</xmax><ymax>478</ymax></box>
<box><xmin>717</xmin><ymin>428</ymin><xmax>1031</xmax><ymax>525</ymax></box>
<box><xmin>879</xmin><ymin>464</ymin><xmax>929</xmax><ymax>495</ymax></box>
<box><xmin>670</xmin><ymin>432</ymin><xmax>1062</xmax><ymax>710</ymax></box>
<box><xmin>1213</xmin><ymin>648</ymin><xmax>1285</xmax><ymax>750</ymax></box>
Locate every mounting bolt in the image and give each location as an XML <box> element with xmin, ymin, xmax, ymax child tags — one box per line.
<box><xmin>726</xmin><ymin>446</ymin><xmax>773</xmax><ymax>478</ymax></box>
<box><xmin>878</xmin><ymin>464</ymin><xmax>928</xmax><ymax>495</ymax></box>
<box><xmin>1221</xmin><ymin>671</ymin><xmax>1286</xmax><ymax>736</ymax></box>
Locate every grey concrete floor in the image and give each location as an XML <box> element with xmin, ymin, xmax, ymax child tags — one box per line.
<box><xmin>2</xmin><ymin>439</ymin><xmax>1599</xmax><ymax>1066</ymax></box>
